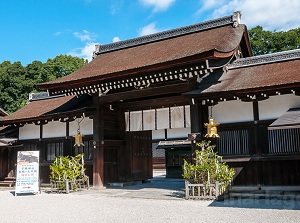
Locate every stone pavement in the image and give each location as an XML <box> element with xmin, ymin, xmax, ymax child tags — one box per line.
<box><xmin>1</xmin><ymin>170</ymin><xmax>300</xmax><ymax>222</ymax></box>
<box><xmin>74</xmin><ymin>169</ymin><xmax>185</xmax><ymax>200</ymax></box>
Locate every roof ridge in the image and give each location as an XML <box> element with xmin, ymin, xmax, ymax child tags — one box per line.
<box><xmin>228</xmin><ymin>48</ymin><xmax>300</xmax><ymax>69</ymax></box>
<box><xmin>94</xmin><ymin>11</ymin><xmax>241</xmax><ymax>55</ymax></box>
<box><xmin>0</xmin><ymin>108</ymin><xmax>8</xmax><ymax>116</ymax></box>
<box><xmin>28</xmin><ymin>92</ymin><xmax>65</xmax><ymax>102</ymax></box>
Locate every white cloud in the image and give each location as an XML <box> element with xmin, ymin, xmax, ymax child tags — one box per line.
<box><xmin>140</xmin><ymin>0</ymin><xmax>175</xmax><ymax>12</ymax></box>
<box><xmin>73</xmin><ymin>30</ymin><xmax>94</xmax><ymax>42</ymax></box>
<box><xmin>68</xmin><ymin>42</ymin><xmax>98</xmax><ymax>62</ymax></box>
<box><xmin>198</xmin><ymin>0</ymin><xmax>300</xmax><ymax>31</ymax></box>
<box><xmin>110</xmin><ymin>1</ymin><xmax>124</xmax><ymax>15</ymax></box>
<box><xmin>113</xmin><ymin>37</ymin><xmax>121</xmax><ymax>42</ymax></box>
<box><xmin>139</xmin><ymin>23</ymin><xmax>159</xmax><ymax>36</ymax></box>
<box><xmin>68</xmin><ymin>30</ymin><xmax>99</xmax><ymax>61</ymax></box>
<box><xmin>53</xmin><ymin>31</ymin><xmax>62</xmax><ymax>36</ymax></box>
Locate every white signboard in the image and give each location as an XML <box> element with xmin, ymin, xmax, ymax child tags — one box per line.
<box><xmin>15</xmin><ymin>151</ymin><xmax>39</xmax><ymax>195</ymax></box>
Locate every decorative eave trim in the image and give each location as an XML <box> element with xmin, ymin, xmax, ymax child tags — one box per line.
<box><xmin>0</xmin><ymin>107</ymin><xmax>95</xmax><ymax>128</ymax></box>
<box><xmin>228</xmin><ymin>48</ymin><xmax>300</xmax><ymax>70</ymax></box>
<box><xmin>94</xmin><ymin>11</ymin><xmax>241</xmax><ymax>55</ymax></box>
<box><xmin>49</xmin><ymin>63</ymin><xmax>211</xmax><ymax>97</ymax></box>
<box><xmin>187</xmin><ymin>85</ymin><xmax>300</xmax><ymax>106</ymax></box>
<box><xmin>28</xmin><ymin>92</ymin><xmax>65</xmax><ymax>102</ymax></box>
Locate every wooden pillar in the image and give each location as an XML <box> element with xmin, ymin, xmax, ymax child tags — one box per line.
<box><xmin>190</xmin><ymin>98</ymin><xmax>200</xmax><ymax>133</ymax></box>
<box><xmin>93</xmin><ymin>96</ymin><xmax>104</xmax><ymax>187</ymax></box>
<box><xmin>253</xmin><ymin>100</ymin><xmax>263</xmax><ymax>185</ymax></box>
<box><xmin>189</xmin><ymin>98</ymin><xmax>208</xmax><ymax>154</ymax></box>
<box><xmin>190</xmin><ymin>98</ymin><xmax>208</xmax><ymax>134</ymax></box>
<box><xmin>253</xmin><ymin>101</ymin><xmax>260</xmax><ymax>156</ymax></box>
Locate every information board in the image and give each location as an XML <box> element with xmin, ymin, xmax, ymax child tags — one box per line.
<box><xmin>15</xmin><ymin>151</ymin><xmax>39</xmax><ymax>195</ymax></box>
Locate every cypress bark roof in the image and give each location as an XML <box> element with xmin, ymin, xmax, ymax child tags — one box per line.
<box><xmin>39</xmin><ymin>12</ymin><xmax>250</xmax><ymax>92</ymax></box>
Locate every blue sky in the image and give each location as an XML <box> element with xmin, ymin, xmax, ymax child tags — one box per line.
<box><xmin>1</xmin><ymin>0</ymin><xmax>299</xmax><ymax>65</ymax></box>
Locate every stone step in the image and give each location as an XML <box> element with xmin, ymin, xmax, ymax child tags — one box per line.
<box><xmin>108</xmin><ymin>181</ymin><xmax>143</xmax><ymax>188</ymax></box>
<box><xmin>4</xmin><ymin>177</ymin><xmax>16</xmax><ymax>182</ymax></box>
<box><xmin>229</xmin><ymin>192</ymin><xmax>300</xmax><ymax>200</ymax></box>
<box><xmin>0</xmin><ymin>181</ymin><xmax>15</xmax><ymax>187</ymax></box>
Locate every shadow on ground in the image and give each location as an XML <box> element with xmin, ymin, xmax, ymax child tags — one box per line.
<box><xmin>104</xmin><ymin>172</ymin><xmax>185</xmax><ymax>200</ymax></box>
<box><xmin>209</xmin><ymin>198</ymin><xmax>300</xmax><ymax>210</ymax></box>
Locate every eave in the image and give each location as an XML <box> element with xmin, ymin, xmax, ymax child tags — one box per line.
<box><xmin>0</xmin><ymin>107</ymin><xmax>96</xmax><ymax>127</ymax></box>
<box><xmin>186</xmin><ymin>83</ymin><xmax>300</xmax><ymax>105</ymax></box>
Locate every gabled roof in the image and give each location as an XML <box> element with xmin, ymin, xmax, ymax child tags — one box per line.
<box><xmin>0</xmin><ymin>94</ymin><xmax>94</xmax><ymax>126</ymax></box>
<box><xmin>186</xmin><ymin>49</ymin><xmax>300</xmax><ymax>99</ymax></box>
<box><xmin>39</xmin><ymin>12</ymin><xmax>251</xmax><ymax>94</ymax></box>
<box><xmin>0</xmin><ymin>108</ymin><xmax>8</xmax><ymax>117</ymax></box>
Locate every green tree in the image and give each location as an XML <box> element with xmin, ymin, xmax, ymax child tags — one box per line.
<box><xmin>249</xmin><ymin>26</ymin><xmax>300</xmax><ymax>55</ymax></box>
<box><xmin>44</xmin><ymin>55</ymin><xmax>88</xmax><ymax>80</ymax></box>
<box><xmin>0</xmin><ymin>55</ymin><xmax>87</xmax><ymax>113</ymax></box>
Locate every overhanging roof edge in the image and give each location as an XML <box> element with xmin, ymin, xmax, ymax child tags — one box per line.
<box><xmin>95</xmin><ymin>12</ymin><xmax>240</xmax><ymax>55</ymax></box>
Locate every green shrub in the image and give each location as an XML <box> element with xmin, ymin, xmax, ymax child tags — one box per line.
<box><xmin>49</xmin><ymin>153</ymin><xmax>88</xmax><ymax>190</ymax></box>
<box><xmin>182</xmin><ymin>140</ymin><xmax>235</xmax><ymax>187</ymax></box>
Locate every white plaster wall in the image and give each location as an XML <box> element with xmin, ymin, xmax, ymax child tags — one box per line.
<box><xmin>259</xmin><ymin>94</ymin><xmax>300</xmax><ymax>120</ymax></box>
<box><xmin>43</xmin><ymin>121</ymin><xmax>66</xmax><ymax>138</ymax></box>
<box><xmin>212</xmin><ymin>100</ymin><xmax>253</xmax><ymax>124</ymax></box>
<box><xmin>152</xmin><ymin>129</ymin><xmax>165</xmax><ymax>140</ymax></box>
<box><xmin>152</xmin><ymin>127</ymin><xmax>191</xmax><ymax>140</ymax></box>
<box><xmin>19</xmin><ymin>124</ymin><xmax>40</xmax><ymax>140</ymax></box>
<box><xmin>69</xmin><ymin>118</ymin><xmax>93</xmax><ymax>136</ymax></box>
<box><xmin>167</xmin><ymin>127</ymin><xmax>191</xmax><ymax>139</ymax></box>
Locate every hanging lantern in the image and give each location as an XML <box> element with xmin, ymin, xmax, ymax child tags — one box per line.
<box><xmin>73</xmin><ymin>130</ymin><xmax>85</xmax><ymax>147</ymax></box>
<box><xmin>204</xmin><ymin>106</ymin><xmax>220</xmax><ymax>138</ymax></box>
<box><xmin>204</xmin><ymin>118</ymin><xmax>220</xmax><ymax>138</ymax></box>
<box><xmin>73</xmin><ymin>116</ymin><xmax>85</xmax><ymax>147</ymax></box>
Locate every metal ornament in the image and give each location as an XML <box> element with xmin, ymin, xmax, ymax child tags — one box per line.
<box><xmin>204</xmin><ymin>118</ymin><xmax>220</xmax><ymax>138</ymax></box>
<box><xmin>204</xmin><ymin>106</ymin><xmax>220</xmax><ymax>138</ymax></box>
<box><xmin>73</xmin><ymin>115</ymin><xmax>85</xmax><ymax>147</ymax></box>
<box><xmin>73</xmin><ymin>130</ymin><xmax>84</xmax><ymax>147</ymax></box>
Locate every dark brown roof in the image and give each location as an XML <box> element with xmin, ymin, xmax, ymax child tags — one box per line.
<box><xmin>0</xmin><ymin>95</ymin><xmax>93</xmax><ymax>126</ymax></box>
<box><xmin>40</xmin><ymin>24</ymin><xmax>249</xmax><ymax>90</ymax></box>
<box><xmin>269</xmin><ymin>108</ymin><xmax>300</xmax><ymax>129</ymax></box>
<box><xmin>187</xmin><ymin>49</ymin><xmax>300</xmax><ymax>97</ymax></box>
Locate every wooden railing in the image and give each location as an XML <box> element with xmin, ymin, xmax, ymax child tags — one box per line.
<box><xmin>268</xmin><ymin>128</ymin><xmax>300</xmax><ymax>154</ymax></box>
<box><xmin>216</xmin><ymin>127</ymin><xmax>252</xmax><ymax>156</ymax></box>
<box><xmin>185</xmin><ymin>181</ymin><xmax>225</xmax><ymax>199</ymax></box>
<box><xmin>51</xmin><ymin>177</ymin><xmax>89</xmax><ymax>194</ymax></box>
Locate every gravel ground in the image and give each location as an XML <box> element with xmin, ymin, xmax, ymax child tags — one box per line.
<box><xmin>0</xmin><ymin>171</ymin><xmax>300</xmax><ymax>223</ymax></box>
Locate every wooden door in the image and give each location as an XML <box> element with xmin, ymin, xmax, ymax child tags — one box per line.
<box><xmin>126</xmin><ymin>131</ymin><xmax>153</xmax><ymax>181</ymax></box>
<box><xmin>104</xmin><ymin>147</ymin><xmax>119</xmax><ymax>183</ymax></box>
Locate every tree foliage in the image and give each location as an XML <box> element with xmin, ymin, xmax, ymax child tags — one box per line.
<box><xmin>0</xmin><ymin>55</ymin><xmax>87</xmax><ymax>113</ymax></box>
<box><xmin>249</xmin><ymin>26</ymin><xmax>300</xmax><ymax>55</ymax></box>
<box><xmin>49</xmin><ymin>154</ymin><xmax>88</xmax><ymax>191</ymax></box>
<box><xmin>182</xmin><ymin>140</ymin><xmax>235</xmax><ymax>186</ymax></box>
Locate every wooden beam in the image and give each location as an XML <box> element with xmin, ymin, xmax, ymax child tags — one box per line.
<box><xmin>98</xmin><ymin>82</ymin><xmax>195</xmax><ymax>103</ymax></box>
<box><xmin>119</xmin><ymin>95</ymin><xmax>189</xmax><ymax>111</ymax></box>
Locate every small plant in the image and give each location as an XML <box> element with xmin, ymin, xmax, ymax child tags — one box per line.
<box><xmin>49</xmin><ymin>153</ymin><xmax>88</xmax><ymax>190</ymax></box>
<box><xmin>183</xmin><ymin>140</ymin><xmax>235</xmax><ymax>187</ymax></box>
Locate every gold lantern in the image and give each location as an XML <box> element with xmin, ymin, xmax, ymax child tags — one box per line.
<box><xmin>73</xmin><ymin>130</ymin><xmax>84</xmax><ymax>147</ymax></box>
<box><xmin>204</xmin><ymin>106</ymin><xmax>220</xmax><ymax>138</ymax></box>
<box><xmin>73</xmin><ymin>116</ymin><xmax>85</xmax><ymax>147</ymax></box>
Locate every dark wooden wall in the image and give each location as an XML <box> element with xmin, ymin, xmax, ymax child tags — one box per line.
<box><xmin>217</xmin><ymin>121</ymin><xmax>300</xmax><ymax>186</ymax></box>
<box><xmin>0</xmin><ymin>148</ymin><xmax>9</xmax><ymax>180</ymax></box>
